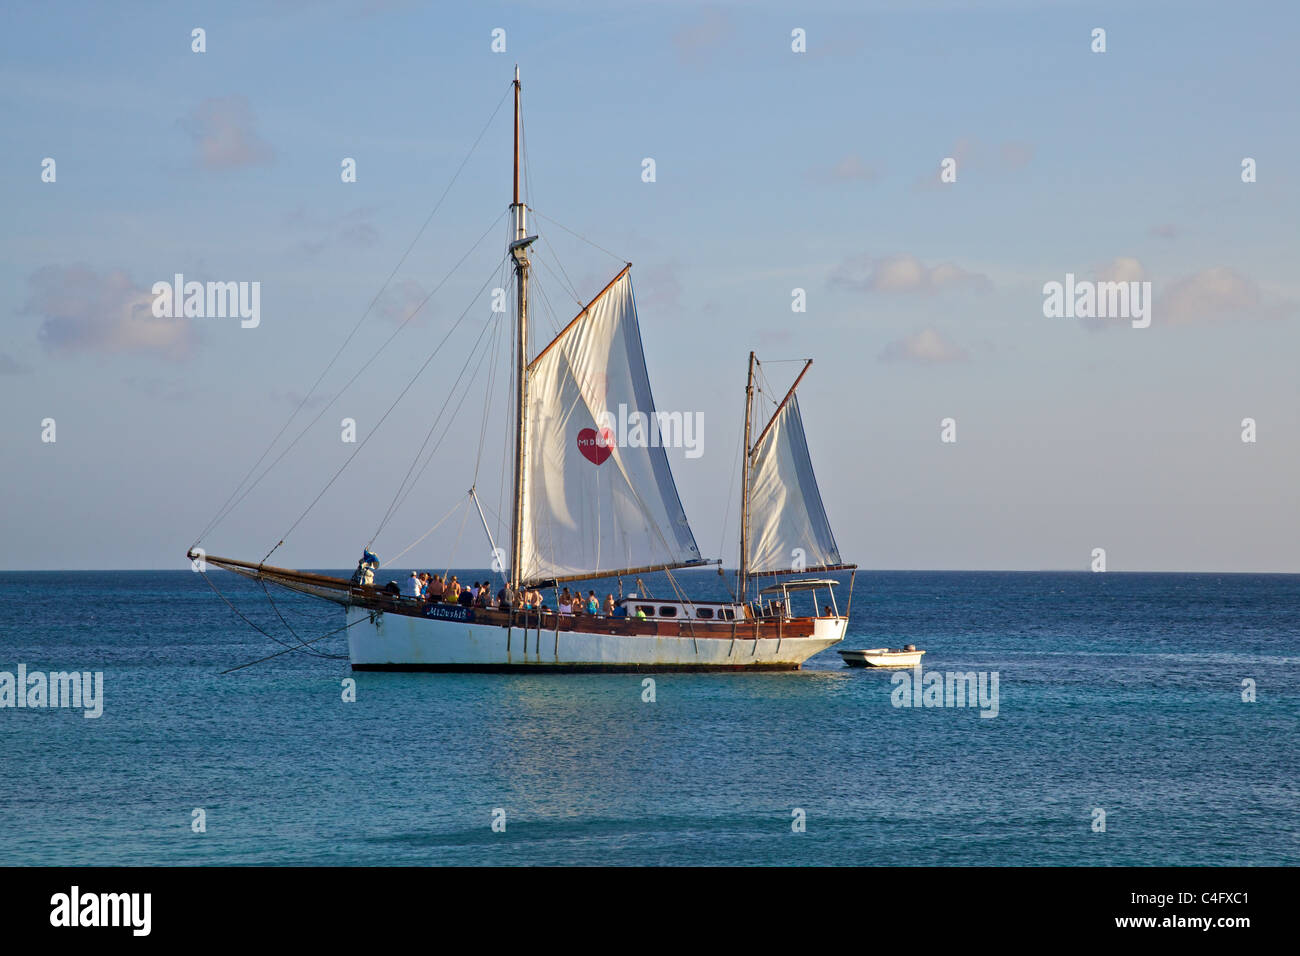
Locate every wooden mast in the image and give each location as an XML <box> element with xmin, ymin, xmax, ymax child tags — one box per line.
<box><xmin>737</xmin><ymin>351</ymin><xmax>757</xmax><ymax>603</ymax></box>
<box><xmin>739</xmin><ymin>358</ymin><xmax>814</xmax><ymax>598</ymax></box>
<box><xmin>750</xmin><ymin>358</ymin><xmax>812</xmax><ymax>453</ymax></box>
<box><xmin>527</xmin><ymin>263</ymin><xmax>631</xmax><ymax>371</ymax></box>
<box><xmin>508</xmin><ymin>65</ymin><xmax>530</xmax><ymax>591</ymax></box>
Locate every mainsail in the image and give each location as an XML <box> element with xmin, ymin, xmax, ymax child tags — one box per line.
<box><xmin>519</xmin><ymin>268</ymin><xmax>703</xmax><ymax>584</ymax></box>
<box><xmin>746</xmin><ymin>392</ymin><xmax>841</xmax><ymax>575</ymax></box>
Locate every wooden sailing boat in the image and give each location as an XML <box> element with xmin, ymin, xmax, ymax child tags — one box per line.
<box><xmin>190</xmin><ymin>70</ymin><xmax>855</xmax><ymax>670</ymax></box>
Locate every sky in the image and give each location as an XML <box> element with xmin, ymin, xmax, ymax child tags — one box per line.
<box><xmin>1</xmin><ymin>0</ymin><xmax>1297</xmax><ymax>572</ymax></box>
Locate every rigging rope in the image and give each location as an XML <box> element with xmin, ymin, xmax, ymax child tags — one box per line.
<box><xmin>528</xmin><ymin>264</ymin><xmax>568</xmax><ymax>336</ymax></box>
<box><xmin>442</xmin><ymin>496</ymin><xmax>473</xmax><ymax>581</ymax></box>
<box><xmin>369</xmin><ymin>277</ymin><xmax>505</xmax><ymax>544</ymax></box>
<box><xmin>271</xmin><ymin>257</ymin><xmax>509</xmax><ymax>556</ymax></box>
<box><xmin>532</xmin><ymin>245</ymin><xmax>585</xmax><ymax>313</ymax></box>
<box><xmin>472</xmin><ymin>280</ymin><xmax>505</xmax><ymax>484</ymax></box>
<box><xmin>379</xmin><ymin>497</ymin><xmax>466</xmax><ymax>569</ymax></box>
<box><xmin>193</xmin><ymin>83</ymin><xmax>515</xmax><ymax>548</ymax></box>
<box><xmin>531</xmin><ymin>210</ymin><xmax>627</xmax><ymax>266</ymax></box>
<box><xmin>718</xmin><ymin>412</ymin><xmax>745</xmax><ymax>600</ymax></box>
<box><xmin>220</xmin><ymin>612</ymin><xmax>371</xmax><ymax>674</ymax></box>
<box><xmin>198</xmin><ymin>571</ymin><xmax>347</xmax><ymax>662</ymax></box>
<box><xmin>203</xmin><ymin>210</ymin><xmax>509</xmax><ymax>558</ymax></box>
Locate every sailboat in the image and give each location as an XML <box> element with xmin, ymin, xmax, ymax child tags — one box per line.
<box><xmin>190</xmin><ymin>70</ymin><xmax>856</xmax><ymax>671</ymax></box>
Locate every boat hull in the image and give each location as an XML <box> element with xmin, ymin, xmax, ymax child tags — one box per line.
<box><xmin>346</xmin><ymin>606</ymin><xmax>845</xmax><ymax>671</ymax></box>
<box><xmin>838</xmin><ymin>648</ymin><xmax>925</xmax><ymax>668</ymax></box>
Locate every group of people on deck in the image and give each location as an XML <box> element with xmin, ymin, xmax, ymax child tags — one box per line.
<box><xmin>402</xmin><ymin>571</ymin><xmax>493</xmax><ymax>608</ymax></box>
<box><xmin>398</xmin><ymin>573</ymin><xmax>635</xmax><ymax>619</ymax></box>
<box><xmin>553</xmin><ymin>587</ymin><xmax>619</xmax><ymax>618</ymax></box>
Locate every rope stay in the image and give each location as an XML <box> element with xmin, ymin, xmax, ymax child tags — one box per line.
<box><xmin>369</xmin><ymin>262</ymin><xmax>508</xmax><ymax>546</ymax></box>
<box><xmin>198</xmin><ymin>571</ymin><xmax>348</xmax><ymax>663</ymax></box>
<box><xmin>202</xmin><ymin>209</ymin><xmax>509</xmax><ymax>560</ymax></box>
<box><xmin>530</xmin><ymin>209</ymin><xmax>627</xmax><ymax>266</ymax></box>
<box><xmin>193</xmin><ymin>83</ymin><xmax>514</xmax><ymax>549</ymax></box>
<box><xmin>272</xmin><ymin>256</ymin><xmax>509</xmax><ymax>556</ymax></box>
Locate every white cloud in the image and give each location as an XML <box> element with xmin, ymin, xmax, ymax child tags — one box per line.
<box><xmin>1159</xmin><ymin>266</ymin><xmax>1294</xmax><ymax>325</ymax></box>
<box><xmin>1095</xmin><ymin>256</ymin><xmax>1145</xmax><ymax>284</ymax></box>
<box><xmin>25</xmin><ymin>264</ymin><xmax>199</xmax><ymax>360</ymax></box>
<box><xmin>831</xmin><ymin>253</ymin><xmax>991</xmax><ymax>294</ymax></box>
<box><xmin>184</xmin><ymin>95</ymin><xmax>273</xmax><ymax>169</ymax></box>
<box><xmin>879</xmin><ymin>327</ymin><xmax>968</xmax><ymax>364</ymax></box>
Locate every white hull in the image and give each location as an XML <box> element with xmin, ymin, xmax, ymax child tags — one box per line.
<box><xmin>838</xmin><ymin>648</ymin><xmax>925</xmax><ymax>668</ymax></box>
<box><xmin>346</xmin><ymin>607</ymin><xmax>846</xmax><ymax>671</ymax></box>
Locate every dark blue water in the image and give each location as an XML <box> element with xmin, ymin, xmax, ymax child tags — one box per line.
<box><xmin>1</xmin><ymin>570</ymin><xmax>1296</xmax><ymax>865</ymax></box>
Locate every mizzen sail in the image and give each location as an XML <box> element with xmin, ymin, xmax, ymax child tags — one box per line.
<box><xmin>519</xmin><ymin>269</ymin><xmax>703</xmax><ymax>584</ymax></box>
<box><xmin>746</xmin><ymin>392</ymin><xmax>842</xmax><ymax>575</ymax></box>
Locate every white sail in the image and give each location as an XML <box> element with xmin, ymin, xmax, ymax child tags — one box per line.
<box><xmin>519</xmin><ymin>269</ymin><xmax>702</xmax><ymax>583</ymax></box>
<box><xmin>746</xmin><ymin>393</ymin><xmax>841</xmax><ymax>574</ymax></box>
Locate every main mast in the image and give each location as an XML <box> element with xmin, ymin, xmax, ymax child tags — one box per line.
<box><xmin>508</xmin><ymin>66</ymin><xmax>534</xmax><ymax>590</ymax></box>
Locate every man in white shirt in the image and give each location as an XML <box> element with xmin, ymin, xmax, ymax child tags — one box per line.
<box><xmin>401</xmin><ymin>571</ymin><xmax>421</xmax><ymax>598</ymax></box>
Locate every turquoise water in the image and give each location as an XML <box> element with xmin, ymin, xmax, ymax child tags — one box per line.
<box><xmin>1</xmin><ymin>570</ymin><xmax>1296</xmax><ymax>865</ymax></box>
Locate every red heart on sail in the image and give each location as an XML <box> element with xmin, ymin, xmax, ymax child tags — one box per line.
<box><xmin>577</xmin><ymin>427</ymin><xmax>613</xmax><ymax>465</ymax></box>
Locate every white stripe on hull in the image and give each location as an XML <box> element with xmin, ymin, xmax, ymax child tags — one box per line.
<box><xmin>345</xmin><ymin>607</ymin><xmax>845</xmax><ymax>670</ymax></box>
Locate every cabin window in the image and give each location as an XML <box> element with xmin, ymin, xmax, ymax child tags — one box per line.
<box><xmin>636</xmin><ymin>606</ymin><xmax>653</xmax><ymax>617</ymax></box>
<box><xmin>696</xmin><ymin>608</ymin><xmax>714</xmax><ymax>619</ymax></box>
<box><xmin>720</xmin><ymin>608</ymin><xmax>735</xmax><ymax>620</ymax></box>
<box><xmin>658</xmin><ymin>606</ymin><xmax>678</xmax><ymax>618</ymax></box>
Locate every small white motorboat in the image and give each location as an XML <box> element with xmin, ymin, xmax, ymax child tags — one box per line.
<box><xmin>838</xmin><ymin>645</ymin><xmax>925</xmax><ymax>668</ymax></box>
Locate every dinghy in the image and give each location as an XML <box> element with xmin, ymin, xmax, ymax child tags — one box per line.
<box><xmin>838</xmin><ymin>646</ymin><xmax>925</xmax><ymax>668</ymax></box>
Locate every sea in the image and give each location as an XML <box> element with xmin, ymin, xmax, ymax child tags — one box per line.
<box><xmin>1</xmin><ymin>569</ymin><xmax>1296</xmax><ymax>866</ymax></box>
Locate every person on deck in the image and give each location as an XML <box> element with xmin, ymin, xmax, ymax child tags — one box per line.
<box><xmin>446</xmin><ymin>577</ymin><xmax>461</xmax><ymax>603</ymax></box>
<box><xmin>559</xmin><ymin>587</ymin><xmax>572</xmax><ymax>608</ymax></box>
<box><xmin>427</xmin><ymin>574</ymin><xmax>445</xmax><ymax>601</ymax></box>
<box><xmin>401</xmin><ymin>571</ymin><xmax>421</xmax><ymax>599</ymax></box>
<box><xmin>458</xmin><ymin>584</ymin><xmax>475</xmax><ymax>608</ymax></box>
<box><xmin>570</xmin><ymin>594</ymin><xmax>584</xmax><ymax>615</ymax></box>
<box><xmin>558</xmin><ymin>596</ymin><xmax>573</xmax><ymax>616</ymax></box>
<box><xmin>586</xmin><ymin>591</ymin><xmax>600</xmax><ymax>615</ymax></box>
<box><xmin>634</xmin><ymin>605</ymin><xmax>647</xmax><ymax>620</ymax></box>
<box><xmin>604</xmin><ymin>594</ymin><xmax>616</xmax><ymax>616</ymax></box>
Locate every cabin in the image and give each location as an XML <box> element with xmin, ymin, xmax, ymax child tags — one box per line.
<box><xmin>616</xmin><ymin>596</ymin><xmax>744</xmax><ymax>622</ymax></box>
<box><xmin>616</xmin><ymin>578</ymin><xmax>843</xmax><ymax>622</ymax></box>
<box><xmin>757</xmin><ymin>578</ymin><xmax>843</xmax><ymax>620</ymax></box>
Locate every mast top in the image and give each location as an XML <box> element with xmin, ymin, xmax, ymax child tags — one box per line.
<box><xmin>512</xmin><ymin>65</ymin><xmax>522</xmax><ymax>223</ymax></box>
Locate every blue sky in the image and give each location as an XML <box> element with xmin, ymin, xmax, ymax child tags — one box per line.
<box><xmin>2</xmin><ymin>0</ymin><xmax>1297</xmax><ymax>571</ymax></box>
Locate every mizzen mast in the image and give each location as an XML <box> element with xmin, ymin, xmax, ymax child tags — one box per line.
<box><xmin>508</xmin><ymin>65</ymin><xmax>536</xmax><ymax>591</ymax></box>
<box><xmin>737</xmin><ymin>350</ymin><xmax>757</xmax><ymax>602</ymax></box>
